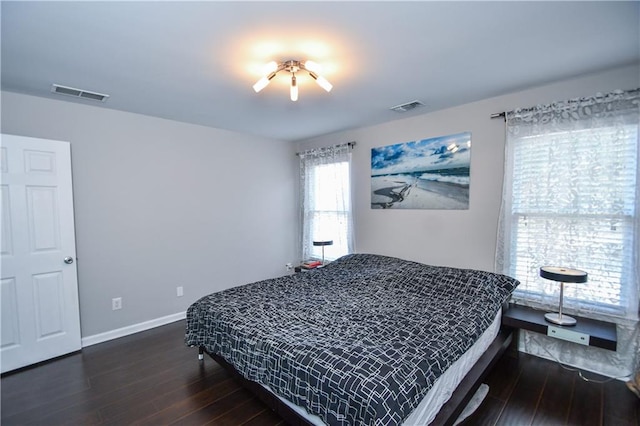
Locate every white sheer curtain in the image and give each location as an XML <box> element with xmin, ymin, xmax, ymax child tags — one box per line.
<box><xmin>496</xmin><ymin>88</ymin><xmax>640</xmax><ymax>378</ymax></box>
<box><xmin>299</xmin><ymin>143</ymin><xmax>354</xmax><ymax>262</ymax></box>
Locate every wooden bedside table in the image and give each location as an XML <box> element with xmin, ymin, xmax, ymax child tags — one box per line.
<box><xmin>502</xmin><ymin>303</ymin><xmax>617</xmax><ymax>351</ymax></box>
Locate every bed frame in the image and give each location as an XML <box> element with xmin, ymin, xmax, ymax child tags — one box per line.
<box><xmin>197</xmin><ymin>327</ymin><xmax>513</xmax><ymax>426</ymax></box>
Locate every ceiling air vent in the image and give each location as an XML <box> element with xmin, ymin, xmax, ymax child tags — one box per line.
<box><xmin>390</xmin><ymin>100</ymin><xmax>425</xmax><ymax>113</ymax></box>
<box><xmin>51</xmin><ymin>84</ymin><xmax>110</xmax><ymax>102</ymax></box>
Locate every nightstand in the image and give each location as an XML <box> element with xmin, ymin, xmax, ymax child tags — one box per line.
<box><xmin>502</xmin><ymin>303</ymin><xmax>617</xmax><ymax>351</ymax></box>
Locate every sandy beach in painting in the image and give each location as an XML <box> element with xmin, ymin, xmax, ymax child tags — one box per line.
<box><xmin>371</xmin><ymin>174</ymin><xmax>469</xmax><ymax>209</ymax></box>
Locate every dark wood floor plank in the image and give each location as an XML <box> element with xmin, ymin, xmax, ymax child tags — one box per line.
<box><xmin>603</xmin><ymin>416</ymin><xmax>636</xmax><ymax>426</ymax></box>
<box><xmin>206</xmin><ymin>397</ymin><xmax>269</xmax><ymax>426</ymax></box>
<box><xmin>531</xmin><ymin>361</ymin><xmax>575</xmax><ymax>426</ymax></box>
<box><xmin>134</xmin><ymin>376</ymin><xmax>242</xmax><ymax>425</ymax></box>
<box><xmin>79</xmin><ymin>321</ymin><xmax>190</xmax><ymax>378</ymax></box>
<box><xmin>1</xmin><ymin>325</ymin><xmax>215</xmax><ymax>425</ymax></box>
<box><xmin>3</xmin><ymin>355</ymin><xmax>204</xmax><ymax>425</ymax></box>
<box><xmin>21</xmin><ymin>401</ymin><xmax>103</xmax><ymax>426</ymax></box>
<box><xmin>96</xmin><ymin>359</ymin><xmax>227</xmax><ymax>424</ymax></box>
<box><xmin>602</xmin><ymin>377</ymin><xmax>639</xmax><ymax>424</ymax></box>
<box><xmin>0</xmin><ymin>365</ymin><xmax>92</xmax><ymax>419</ymax></box>
<box><xmin>148</xmin><ymin>368</ymin><xmax>233</xmax><ymax>412</ymax></box>
<box><xmin>99</xmin><ymin>365</ymin><xmax>228</xmax><ymax>425</ymax></box>
<box><xmin>494</xmin><ymin>354</ymin><xmax>548</xmax><ymax>426</ymax></box>
<box><xmin>485</xmin><ymin>353</ymin><xmax>522</xmax><ymax>402</ymax></box>
<box><xmin>240</xmin><ymin>408</ymin><xmax>288</xmax><ymax>426</ymax></box>
<box><xmin>567</xmin><ymin>374</ymin><xmax>604</xmax><ymax>426</ymax></box>
<box><xmin>169</xmin><ymin>388</ymin><xmax>255</xmax><ymax>425</ymax></box>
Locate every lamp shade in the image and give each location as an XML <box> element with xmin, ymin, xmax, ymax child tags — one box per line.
<box><xmin>540</xmin><ymin>266</ymin><xmax>588</xmax><ymax>283</ymax></box>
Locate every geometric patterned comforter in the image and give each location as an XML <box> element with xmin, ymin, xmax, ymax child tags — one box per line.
<box><xmin>185</xmin><ymin>253</ymin><xmax>519</xmax><ymax>425</ymax></box>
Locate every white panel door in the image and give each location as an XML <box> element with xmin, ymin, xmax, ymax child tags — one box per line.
<box><xmin>0</xmin><ymin>134</ymin><xmax>81</xmax><ymax>373</ymax></box>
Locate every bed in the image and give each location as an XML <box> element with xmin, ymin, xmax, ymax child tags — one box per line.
<box><xmin>185</xmin><ymin>253</ymin><xmax>519</xmax><ymax>425</ymax></box>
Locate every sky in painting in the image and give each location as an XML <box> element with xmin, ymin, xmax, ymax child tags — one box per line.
<box><xmin>371</xmin><ymin>132</ymin><xmax>471</xmax><ymax>176</ymax></box>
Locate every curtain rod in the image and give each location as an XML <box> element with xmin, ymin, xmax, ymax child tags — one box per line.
<box><xmin>490</xmin><ymin>88</ymin><xmax>640</xmax><ymax>121</ymax></box>
<box><xmin>491</xmin><ymin>96</ymin><xmax>604</xmax><ymax>121</ymax></box>
<box><xmin>296</xmin><ymin>141</ymin><xmax>356</xmax><ymax>156</ymax></box>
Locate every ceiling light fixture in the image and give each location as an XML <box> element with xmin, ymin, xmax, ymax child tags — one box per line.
<box><xmin>253</xmin><ymin>60</ymin><xmax>332</xmax><ymax>101</ymax></box>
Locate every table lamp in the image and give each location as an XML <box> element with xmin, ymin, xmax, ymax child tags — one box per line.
<box><xmin>539</xmin><ymin>266</ymin><xmax>588</xmax><ymax>326</ymax></box>
<box><xmin>313</xmin><ymin>240</ymin><xmax>333</xmax><ymax>265</ymax></box>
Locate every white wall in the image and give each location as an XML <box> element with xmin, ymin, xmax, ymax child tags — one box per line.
<box><xmin>1</xmin><ymin>91</ymin><xmax>299</xmax><ymax>338</ymax></box>
<box><xmin>295</xmin><ymin>64</ymin><xmax>640</xmax><ymax>272</ymax></box>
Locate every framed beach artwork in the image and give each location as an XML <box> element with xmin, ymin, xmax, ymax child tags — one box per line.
<box><xmin>371</xmin><ymin>132</ymin><xmax>471</xmax><ymax>209</ymax></box>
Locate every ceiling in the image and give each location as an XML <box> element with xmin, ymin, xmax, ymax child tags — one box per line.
<box><xmin>2</xmin><ymin>1</ymin><xmax>639</xmax><ymax>142</ymax></box>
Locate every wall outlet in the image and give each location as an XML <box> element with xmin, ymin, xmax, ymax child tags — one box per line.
<box><xmin>112</xmin><ymin>297</ymin><xmax>122</xmax><ymax>310</ymax></box>
<box><xmin>177</xmin><ymin>286</ymin><xmax>184</xmax><ymax>297</ymax></box>
<box><xmin>286</xmin><ymin>263</ymin><xmax>293</xmax><ymax>271</ymax></box>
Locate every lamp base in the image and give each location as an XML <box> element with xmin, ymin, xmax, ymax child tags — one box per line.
<box><xmin>544</xmin><ymin>312</ymin><xmax>577</xmax><ymax>326</ymax></box>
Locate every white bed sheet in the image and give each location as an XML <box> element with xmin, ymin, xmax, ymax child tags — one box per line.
<box><xmin>263</xmin><ymin>309</ymin><xmax>502</xmax><ymax>426</ymax></box>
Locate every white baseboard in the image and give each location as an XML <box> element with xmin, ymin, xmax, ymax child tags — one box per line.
<box><xmin>81</xmin><ymin>311</ymin><xmax>186</xmax><ymax>347</ymax></box>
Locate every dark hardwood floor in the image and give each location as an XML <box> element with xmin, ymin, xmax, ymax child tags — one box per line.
<box><xmin>1</xmin><ymin>320</ymin><xmax>638</xmax><ymax>425</ymax></box>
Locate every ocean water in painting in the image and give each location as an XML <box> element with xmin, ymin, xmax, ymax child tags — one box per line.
<box><xmin>371</xmin><ymin>132</ymin><xmax>471</xmax><ymax>209</ymax></box>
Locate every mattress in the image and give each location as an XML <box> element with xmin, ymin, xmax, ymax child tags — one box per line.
<box><xmin>267</xmin><ymin>309</ymin><xmax>502</xmax><ymax>425</ymax></box>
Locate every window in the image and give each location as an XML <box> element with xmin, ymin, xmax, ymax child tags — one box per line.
<box><xmin>497</xmin><ymin>90</ymin><xmax>639</xmax><ymax>320</ymax></box>
<box><xmin>299</xmin><ymin>144</ymin><xmax>354</xmax><ymax>262</ymax></box>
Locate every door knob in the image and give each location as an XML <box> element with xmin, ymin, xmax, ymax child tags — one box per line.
<box><xmin>64</xmin><ymin>256</ymin><xmax>74</xmax><ymax>264</ymax></box>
